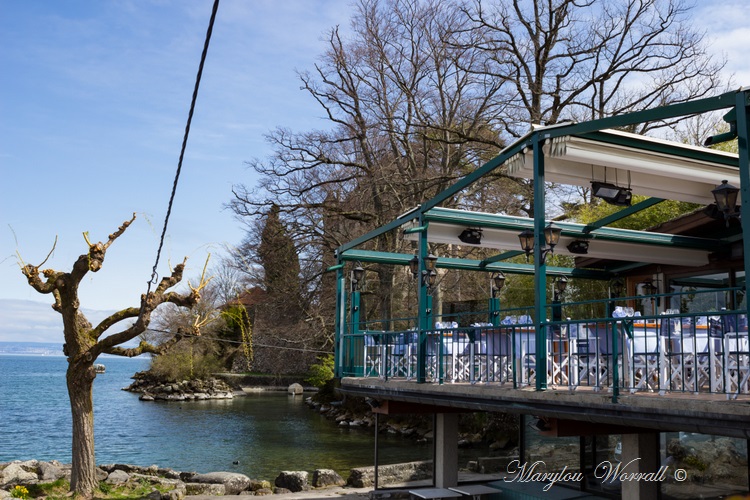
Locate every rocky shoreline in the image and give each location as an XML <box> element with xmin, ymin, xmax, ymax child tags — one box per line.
<box><xmin>123</xmin><ymin>372</ymin><xmax>237</xmax><ymax>402</ymax></box>
<box><xmin>0</xmin><ymin>460</ymin><xmax>364</xmax><ymax>499</ymax></box>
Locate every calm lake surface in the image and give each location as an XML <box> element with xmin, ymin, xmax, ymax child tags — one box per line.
<box><xmin>0</xmin><ymin>355</ymin><xmax>433</xmax><ymax>480</ymax></box>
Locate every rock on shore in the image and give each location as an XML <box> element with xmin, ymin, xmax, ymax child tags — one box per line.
<box><xmin>0</xmin><ymin>461</ymin><xmax>356</xmax><ymax>499</ymax></box>
<box><xmin>123</xmin><ymin>372</ymin><xmax>235</xmax><ymax>401</ymax></box>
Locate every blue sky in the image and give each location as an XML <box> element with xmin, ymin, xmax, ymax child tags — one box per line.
<box><xmin>1</xmin><ymin>0</ymin><xmax>749</xmax><ymax>343</ymax></box>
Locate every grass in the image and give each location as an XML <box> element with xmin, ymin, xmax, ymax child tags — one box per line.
<box><xmin>21</xmin><ymin>478</ymin><xmax>171</xmax><ymax>500</ymax></box>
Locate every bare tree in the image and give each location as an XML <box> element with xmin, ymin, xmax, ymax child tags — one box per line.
<box><xmin>231</xmin><ymin>0</ymin><xmax>511</xmax><ymax>325</ymax></box>
<box><xmin>463</xmin><ymin>0</ymin><xmax>727</xmax><ymax>136</ymax></box>
<box><xmin>20</xmin><ymin>215</ymin><xmax>208</xmax><ymax>499</ymax></box>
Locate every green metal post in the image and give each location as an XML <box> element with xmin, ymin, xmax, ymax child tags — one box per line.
<box><xmin>533</xmin><ymin>135</ymin><xmax>548</xmax><ymax>391</ymax></box>
<box><xmin>417</xmin><ymin>216</ymin><xmax>431</xmax><ymax>383</ymax></box>
<box><xmin>489</xmin><ymin>297</ymin><xmax>501</xmax><ymax>327</ymax></box>
<box><xmin>334</xmin><ymin>267</ymin><xmax>344</xmax><ymax>377</ymax></box>
<box><xmin>736</xmin><ymin>90</ymin><xmax>750</xmax><ymax>327</ymax></box>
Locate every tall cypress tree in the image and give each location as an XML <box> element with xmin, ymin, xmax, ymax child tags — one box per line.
<box><xmin>258</xmin><ymin>204</ymin><xmax>302</xmax><ymax>319</ymax></box>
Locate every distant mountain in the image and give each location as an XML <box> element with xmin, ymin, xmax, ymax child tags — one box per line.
<box><xmin>0</xmin><ymin>341</ymin><xmax>64</xmax><ymax>356</ymax></box>
<box><xmin>0</xmin><ymin>298</ymin><xmax>118</xmax><ymax>343</ymax></box>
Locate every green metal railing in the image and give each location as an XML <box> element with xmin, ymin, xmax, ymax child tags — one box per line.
<box><xmin>339</xmin><ymin>288</ymin><xmax>750</xmax><ymax>402</ymax></box>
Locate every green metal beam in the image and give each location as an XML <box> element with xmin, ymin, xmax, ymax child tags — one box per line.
<box><xmin>420</xmin><ymin>140</ymin><xmax>532</xmax><ymax>212</ymax></box>
<box><xmin>337</xmin><ymin>207</ymin><xmax>421</xmax><ymax>254</ymax></box>
<box><xmin>539</xmin><ymin>91</ymin><xmax>737</xmax><ymax>140</ymax></box>
<box><xmin>424</xmin><ymin>207</ymin><xmax>720</xmax><ymax>251</ymax></box>
<box><xmin>582</xmin><ymin>198</ymin><xmax>665</xmax><ymax>233</ymax></box>
<box><xmin>480</xmin><ymin>250</ymin><xmax>526</xmax><ymax>267</ymax></box>
<box><xmin>338</xmin><ymin>249</ymin><xmax>611</xmax><ymax>280</ymax></box>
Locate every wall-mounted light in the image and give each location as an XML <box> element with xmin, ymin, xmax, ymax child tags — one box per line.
<box><xmin>491</xmin><ymin>272</ymin><xmax>506</xmax><ymax>298</ymax></box>
<box><xmin>409</xmin><ymin>254</ymin><xmax>438</xmax><ymax>290</ymax></box>
<box><xmin>711</xmin><ymin>179</ymin><xmax>740</xmax><ymax>226</ymax></box>
<box><xmin>566</xmin><ymin>240</ymin><xmax>589</xmax><ymax>255</ymax></box>
<box><xmin>408</xmin><ymin>255</ymin><xmax>419</xmax><ymax>277</ymax></box>
<box><xmin>518</xmin><ymin>224</ymin><xmax>562</xmax><ymax>264</ymax></box>
<box><xmin>458</xmin><ymin>227</ymin><xmax>483</xmax><ymax>245</ymax></box>
<box><xmin>351</xmin><ymin>262</ymin><xmax>365</xmax><ymax>292</ymax></box>
<box><xmin>641</xmin><ymin>279</ymin><xmax>658</xmax><ymax>296</ymax></box>
<box><xmin>611</xmin><ymin>278</ymin><xmax>625</xmax><ymax>298</ymax></box>
<box><xmin>592</xmin><ymin>181</ymin><xmax>632</xmax><ymax>207</ymax></box>
<box><xmin>423</xmin><ymin>269</ymin><xmax>438</xmax><ymax>291</ymax></box>
<box><xmin>553</xmin><ymin>276</ymin><xmax>568</xmax><ymax>302</ymax></box>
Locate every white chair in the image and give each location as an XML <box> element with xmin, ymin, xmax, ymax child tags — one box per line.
<box><xmin>483</xmin><ymin>327</ymin><xmax>513</xmax><ymax>384</ymax></box>
<box><xmin>723</xmin><ymin>332</ymin><xmax>750</xmax><ymax>398</ymax></box>
<box><xmin>363</xmin><ymin>332</ymin><xmax>385</xmax><ymax>378</ymax></box>
<box><xmin>627</xmin><ymin>324</ymin><xmax>667</xmax><ymax>394</ymax></box>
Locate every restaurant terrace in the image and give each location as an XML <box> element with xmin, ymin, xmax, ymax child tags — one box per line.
<box><xmin>331</xmin><ymin>88</ymin><xmax>750</xmax><ymax>499</ymax></box>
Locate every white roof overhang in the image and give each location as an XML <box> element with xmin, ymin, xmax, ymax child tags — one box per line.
<box><xmin>403</xmin><ymin>207</ymin><xmax>717</xmax><ymax>267</ymax></box>
<box><xmin>506</xmin><ymin>129</ymin><xmax>740</xmax><ymax>205</ymax></box>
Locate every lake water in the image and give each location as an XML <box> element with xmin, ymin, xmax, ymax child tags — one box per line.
<box><xmin>0</xmin><ymin>355</ymin><xmax>433</xmax><ymax>480</ymax></box>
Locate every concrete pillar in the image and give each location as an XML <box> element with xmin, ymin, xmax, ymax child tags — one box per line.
<box><xmin>620</xmin><ymin>432</ymin><xmax>660</xmax><ymax>500</ymax></box>
<box><xmin>434</xmin><ymin>413</ymin><xmax>458</xmax><ymax>488</ymax></box>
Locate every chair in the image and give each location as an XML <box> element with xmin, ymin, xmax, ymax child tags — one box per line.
<box><xmin>723</xmin><ymin>330</ymin><xmax>750</xmax><ymax>398</ymax></box>
<box><xmin>363</xmin><ymin>332</ymin><xmax>385</xmax><ymax>378</ymax></box>
<box><xmin>569</xmin><ymin>323</ymin><xmax>602</xmax><ymax>389</ymax></box>
<box><xmin>627</xmin><ymin>323</ymin><xmax>667</xmax><ymax>393</ymax></box>
<box><xmin>484</xmin><ymin>327</ymin><xmax>513</xmax><ymax>384</ymax></box>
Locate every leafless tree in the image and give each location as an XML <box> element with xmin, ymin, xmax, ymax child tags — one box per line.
<box><xmin>463</xmin><ymin>0</ymin><xmax>727</xmax><ymax>136</ymax></box>
<box><xmin>231</xmin><ymin>0</ymin><xmax>512</xmax><ymax>324</ymax></box>
<box><xmin>20</xmin><ymin>215</ymin><xmax>209</xmax><ymax>499</ymax></box>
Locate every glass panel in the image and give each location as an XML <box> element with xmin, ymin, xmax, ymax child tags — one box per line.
<box><xmin>661</xmin><ymin>432</ymin><xmax>748</xmax><ymax>499</ymax></box>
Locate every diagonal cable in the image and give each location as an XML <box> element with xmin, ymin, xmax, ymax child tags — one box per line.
<box><xmin>146</xmin><ymin>0</ymin><xmax>221</xmax><ymax>296</ymax></box>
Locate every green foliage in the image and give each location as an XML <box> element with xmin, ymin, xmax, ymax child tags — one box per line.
<box><xmin>683</xmin><ymin>454</ymin><xmax>708</xmax><ymax>471</ymax></box>
<box><xmin>221</xmin><ymin>304</ymin><xmax>253</xmax><ymax>364</ymax></box>
<box><xmin>573</xmin><ymin>195</ymin><xmax>699</xmax><ymax>230</ymax></box>
<box><xmin>11</xmin><ymin>485</ymin><xmax>29</xmax><ymax>499</ymax></box>
<box><xmin>306</xmin><ymin>353</ymin><xmax>335</xmax><ymax>388</ymax></box>
<box><xmin>149</xmin><ymin>339</ymin><xmax>225</xmax><ymax>382</ymax></box>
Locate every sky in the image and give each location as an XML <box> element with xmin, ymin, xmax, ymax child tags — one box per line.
<box><xmin>1</xmin><ymin>0</ymin><xmax>750</xmax><ymax>343</ymax></box>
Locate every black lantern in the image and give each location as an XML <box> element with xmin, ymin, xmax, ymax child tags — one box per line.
<box><xmin>712</xmin><ymin>179</ymin><xmax>739</xmax><ymax>225</ymax></box>
<box><xmin>424</xmin><ymin>253</ymin><xmax>438</xmax><ymax>271</ymax></box>
<box><xmin>641</xmin><ymin>280</ymin><xmax>657</xmax><ymax>296</ymax></box>
<box><xmin>554</xmin><ymin>276</ymin><xmax>568</xmax><ymax>296</ymax></box>
<box><xmin>351</xmin><ymin>262</ymin><xmax>365</xmax><ymax>291</ymax></box>
<box><xmin>408</xmin><ymin>255</ymin><xmax>419</xmax><ymax>277</ymax></box>
<box><xmin>518</xmin><ymin>229</ymin><xmax>535</xmax><ymax>261</ymax></box>
<box><xmin>424</xmin><ymin>269</ymin><xmax>438</xmax><ymax>288</ymax></box>
<box><xmin>491</xmin><ymin>272</ymin><xmax>506</xmax><ymax>297</ymax></box>
<box><xmin>611</xmin><ymin>279</ymin><xmax>625</xmax><ymax>298</ymax></box>
<box><xmin>518</xmin><ymin>224</ymin><xmax>561</xmax><ymax>264</ymax></box>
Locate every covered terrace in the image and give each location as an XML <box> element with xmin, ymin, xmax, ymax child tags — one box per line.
<box><xmin>331</xmin><ymin>88</ymin><xmax>750</xmax><ymax>498</ymax></box>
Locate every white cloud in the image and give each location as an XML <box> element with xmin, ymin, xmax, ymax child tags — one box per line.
<box><xmin>0</xmin><ymin>299</ymin><xmax>121</xmax><ymax>344</ymax></box>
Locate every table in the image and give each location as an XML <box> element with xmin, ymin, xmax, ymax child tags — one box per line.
<box><xmin>409</xmin><ymin>487</ymin><xmax>463</xmax><ymax>500</ymax></box>
<box><xmin>448</xmin><ymin>484</ymin><xmax>500</xmax><ymax>500</ymax></box>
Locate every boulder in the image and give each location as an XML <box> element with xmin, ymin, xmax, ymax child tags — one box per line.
<box><xmin>186</xmin><ymin>483</ymin><xmax>226</xmax><ymax>496</ymax></box>
<box><xmin>192</xmin><ymin>471</ymin><xmax>251</xmax><ymax>495</ymax></box>
<box><xmin>105</xmin><ymin>469</ymin><xmax>131</xmax><ymax>484</ymax></box>
<box><xmin>1</xmin><ymin>463</ymin><xmax>37</xmax><ymax>485</ymax></box>
<box><xmin>274</xmin><ymin>471</ymin><xmax>309</xmax><ymax>492</ymax></box>
<box><xmin>37</xmin><ymin>461</ymin><xmax>65</xmax><ymax>482</ymax></box>
<box><xmin>312</xmin><ymin>469</ymin><xmax>345</xmax><ymax>488</ymax></box>
<box><xmin>288</xmin><ymin>383</ymin><xmax>304</xmax><ymax>395</ymax></box>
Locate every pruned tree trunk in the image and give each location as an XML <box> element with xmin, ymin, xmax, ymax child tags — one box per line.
<box><xmin>20</xmin><ymin>214</ymin><xmax>209</xmax><ymax>499</ymax></box>
<box><xmin>67</xmin><ymin>359</ymin><xmax>97</xmax><ymax>497</ymax></box>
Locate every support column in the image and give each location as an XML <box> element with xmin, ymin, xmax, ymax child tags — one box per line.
<box><xmin>620</xmin><ymin>432</ymin><xmax>660</xmax><ymax>500</ymax></box>
<box><xmin>434</xmin><ymin>413</ymin><xmax>458</xmax><ymax>488</ymax></box>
